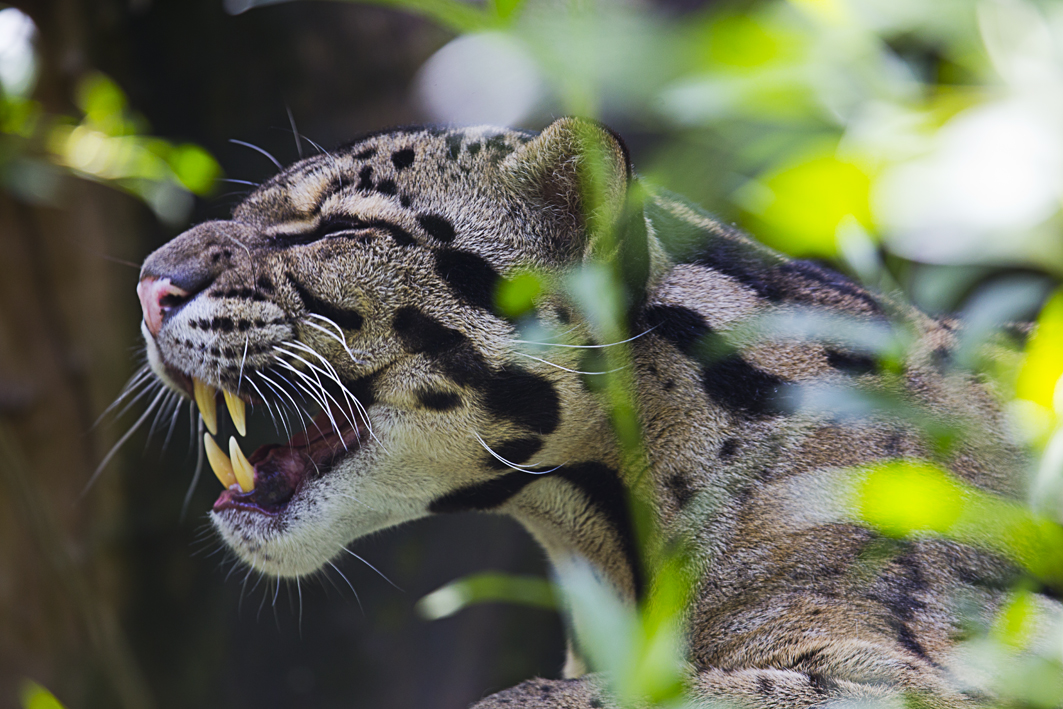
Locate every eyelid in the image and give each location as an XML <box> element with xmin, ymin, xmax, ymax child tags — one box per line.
<box><xmin>281</xmin><ymin>216</ymin><xmax>371</xmax><ymax>244</ymax></box>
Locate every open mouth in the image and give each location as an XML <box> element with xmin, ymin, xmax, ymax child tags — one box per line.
<box><xmin>184</xmin><ymin>374</ymin><xmax>366</xmax><ymax>516</ymax></box>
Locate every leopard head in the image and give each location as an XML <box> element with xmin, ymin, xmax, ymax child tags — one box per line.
<box><xmin>137</xmin><ymin>118</ymin><xmax>641</xmax><ymax>589</ymax></box>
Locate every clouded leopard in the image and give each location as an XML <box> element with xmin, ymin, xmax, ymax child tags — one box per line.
<box><xmin>135</xmin><ymin>117</ymin><xmax>1049</xmax><ymax>708</ymax></box>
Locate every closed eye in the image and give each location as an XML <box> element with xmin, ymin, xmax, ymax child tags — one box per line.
<box><xmin>283</xmin><ymin>216</ymin><xmax>373</xmax><ymax>245</ymax></box>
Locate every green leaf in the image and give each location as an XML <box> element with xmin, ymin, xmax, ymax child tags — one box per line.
<box><xmin>416</xmin><ymin>572</ymin><xmax>557</xmax><ymax>620</ymax></box>
<box><xmin>169</xmin><ymin>144</ymin><xmax>222</xmax><ymax>196</ymax></box>
<box><xmin>851</xmin><ymin>459</ymin><xmax>1063</xmax><ymax>586</ymax></box>
<box><xmin>856</xmin><ymin>460</ymin><xmax>966</xmax><ymax>538</ymax></box>
<box><xmin>738</xmin><ymin>149</ymin><xmax>873</xmax><ymax>259</ymax></box>
<box><xmin>489</xmin><ymin>0</ymin><xmax>525</xmax><ymax>22</ymax></box>
<box><xmin>331</xmin><ymin>0</ymin><xmax>495</xmax><ymax>33</ymax></box>
<box><xmin>19</xmin><ymin>681</ymin><xmax>66</xmax><ymax>709</ymax></box>
<box><xmin>495</xmin><ymin>270</ymin><xmax>544</xmax><ymax>318</ymax></box>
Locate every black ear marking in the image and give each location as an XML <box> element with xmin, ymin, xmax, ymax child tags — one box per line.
<box><xmin>445</xmin><ymin>133</ymin><xmax>464</xmax><ymax>161</ymax></box>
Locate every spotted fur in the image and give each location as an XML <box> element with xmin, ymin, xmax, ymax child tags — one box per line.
<box><xmin>137</xmin><ymin>118</ymin><xmax>1051</xmax><ymax>708</ymax></box>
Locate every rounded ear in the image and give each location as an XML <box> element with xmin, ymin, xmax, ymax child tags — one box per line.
<box><xmin>500</xmin><ymin>117</ymin><xmax>633</xmax><ymax>261</ymax></box>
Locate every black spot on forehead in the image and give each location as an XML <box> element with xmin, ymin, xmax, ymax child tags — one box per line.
<box><xmin>482</xmin><ymin>368</ymin><xmax>561</xmax><ymax>434</ymax></box>
<box><xmin>486</xmin><ymin>437</ymin><xmax>543</xmax><ymax>470</ymax></box>
<box><xmin>352</xmin><ymin>147</ymin><xmax>376</xmax><ymax>160</ymax></box>
<box><xmin>434</xmin><ymin>249</ymin><xmax>500</xmax><ymax>311</ymax></box>
<box><xmin>357</xmin><ymin>166</ymin><xmax>373</xmax><ymax>191</ymax></box>
<box><xmin>418</xmin><ymin>214</ymin><xmax>456</xmax><ymax>243</ymax></box>
<box><xmin>718</xmin><ymin>438</ymin><xmax>740</xmax><ymax>459</ymax></box>
<box><xmin>776</xmin><ymin>260</ymin><xmax>885</xmax><ymax>316</ymax></box>
<box><xmin>391</xmin><ymin>149</ymin><xmax>415</xmax><ymax>170</ymax></box>
<box><xmin>467</xmin><ymin>142</ymin><xmax>481</xmax><ymax>157</ymax></box>
<box><xmin>392</xmin><ymin>307</ymin><xmax>466</xmax><ymax>355</ymax></box>
<box><xmin>484</xmin><ymin>133</ymin><xmax>514</xmax><ymax>162</ymax></box>
<box><xmin>376</xmin><ymin>179</ymin><xmax>397</xmax><ymax>196</ymax></box>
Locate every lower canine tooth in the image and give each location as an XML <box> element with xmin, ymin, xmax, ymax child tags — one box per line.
<box><xmin>203</xmin><ymin>433</ymin><xmax>237</xmax><ymax>488</ymax></box>
<box><xmin>194</xmin><ymin>378</ymin><xmax>218</xmax><ymax>435</ymax></box>
<box><xmin>224</xmin><ymin>390</ymin><xmax>247</xmax><ymax>437</ymax></box>
<box><xmin>229</xmin><ymin>436</ymin><xmax>255</xmax><ymax>492</ymax></box>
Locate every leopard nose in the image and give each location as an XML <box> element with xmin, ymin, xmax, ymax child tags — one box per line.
<box><xmin>137</xmin><ymin>276</ymin><xmax>191</xmax><ymax>337</ymax></box>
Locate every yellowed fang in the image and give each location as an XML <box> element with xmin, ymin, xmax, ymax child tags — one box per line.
<box><xmin>229</xmin><ymin>436</ymin><xmax>255</xmax><ymax>492</ymax></box>
<box><xmin>203</xmin><ymin>433</ymin><xmax>237</xmax><ymax>488</ymax></box>
<box><xmin>193</xmin><ymin>377</ymin><xmax>218</xmax><ymax>435</ymax></box>
<box><xmin>223</xmin><ymin>390</ymin><xmax>247</xmax><ymax>437</ymax></box>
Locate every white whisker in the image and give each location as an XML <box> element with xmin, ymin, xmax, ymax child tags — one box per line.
<box><xmin>230</xmin><ymin>138</ymin><xmax>283</xmax><ymax>171</ymax></box>
<box><xmin>472</xmin><ymin>431</ymin><xmax>561</xmax><ymax>474</ymax></box>
<box><xmin>512</xmin><ymin>351</ymin><xmax>624</xmax><ymax>376</ymax></box>
<box><xmin>326</xmin><ymin>560</ymin><xmax>363</xmax><ymax>614</ymax></box>
<box><xmin>181</xmin><ymin>416</ymin><xmax>206</xmax><ymax>522</ymax></box>
<box><xmin>93</xmin><ymin>365</ymin><xmax>153</xmax><ymax>427</ymax></box>
<box><xmin>82</xmin><ymin>386</ymin><xmax>169</xmax><ymax>496</ymax></box>
<box><xmin>341</xmin><ymin>547</ymin><xmax>402</xmax><ymax>591</ymax></box>
<box><xmin>513</xmin><ymin>325</ymin><xmax>656</xmax><ymax>350</ymax></box>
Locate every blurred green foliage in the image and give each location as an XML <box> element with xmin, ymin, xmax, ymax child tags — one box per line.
<box><xmin>8</xmin><ymin>0</ymin><xmax>1062</xmax><ymax>704</ymax></box>
<box><xmin>19</xmin><ymin>681</ymin><xmax>66</xmax><ymax>709</ymax></box>
<box><xmin>0</xmin><ymin>23</ymin><xmax>221</xmax><ymax>225</ymax></box>
<box><xmin>416</xmin><ymin>572</ymin><xmax>557</xmax><ymax>620</ymax></box>
<box><xmin>313</xmin><ymin>0</ymin><xmax>1063</xmax><ymax>706</ymax></box>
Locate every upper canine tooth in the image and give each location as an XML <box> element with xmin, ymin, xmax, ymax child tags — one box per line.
<box><xmin>224</xmin><ymin>391</ymin><xmax>247</xmax><ymax>437</ymax></box>
<box><xmin>194</xmin><ymin>377</ymin><xmax>218</xmax><ymax>435</ymax></box>
<box><xmin>203</xmin><ymin>433</ymin><xmax>237</xmax><ymax>489</ymax></box>
<box><xmin>229</xmin><ymin>436</ymin><xmax>255</xmax><ymax>492</ymax></box>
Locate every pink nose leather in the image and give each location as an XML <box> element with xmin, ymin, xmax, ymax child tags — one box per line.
<box><xmin>137</xmin><ymin>276</ymin><xmax>189</xmax><ymax>337</ymax></box>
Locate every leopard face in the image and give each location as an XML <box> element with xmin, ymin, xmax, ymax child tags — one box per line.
<box><xmin>137</xmin><ymin>120</ymin><xmax>633</xmax><ymax>581</ymax></box>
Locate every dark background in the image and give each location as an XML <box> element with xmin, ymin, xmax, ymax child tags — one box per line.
<box><xmin>1</xmin><ymin>2</ymin><xmax>582</xmax><ymax>707</ymax></box>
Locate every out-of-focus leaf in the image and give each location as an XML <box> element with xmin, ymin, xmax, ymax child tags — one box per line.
<box><xmin>75</xmin><ymin>73</ymin><xmax>130</xmax><ymax>136</ymax></box>
<box><xmin>19</xmin><ymin>681</ymin><xmax>66</xmax><ymax>709</ymax></box>
<box><xmin>0</xmin><ymin>95</ymin><xmax>40</xmax><ymax>137</ymax></box>
<box><xmin>856</xmin><ymin>460</ymin><xmax>966</xmax><ymax>537</ymax></box>
<box><xmin>489</xmin><ymin>0</ymin><xmax>525</xmax><ymax>22</ymax></box>
<box><xmin>495</xmin><ymin>270</ymin><xmax>544</xmax><ymax>319</ymax></box>
<box><xmin>703</xmin><ymin>14</ymin><xmax>783</xmax><ymax>70</ymax></box>
<box><xmin>851</xmin><ymin>459</ymin><xmax>1063</xmax><ymax>585</ymax></box>
<box><xmin>168</xmin><ymin>144</ymin><xmax>221</xmax><ymax>196</ymax></box>
<box><xmin>335</xmin><ymin>0</ymin><xmax>495</xmax><ymax>32</ymax></box>
<box><xmin>416</xmin><ymin>572</ymin><xmax>557</xmax><ymax>620</ymax></box>
<box><xmin>556</xmin><ymin>547</ymin><xmax>694</xmax><ymax>707</ymax></box>
<box><xmin>1015</xmin><ymin>290</ymin><xmax>1063</xmax><ymax>426</ymax></box>
<box><xmin>992</xmin><ymin>588</ymin><xmax>1037</xmax><ymax>650</ymax></box>
<box><xmin>737</xmin><ymin>150</ymin><xmax>873</xmax><ymax>258</ymax></box>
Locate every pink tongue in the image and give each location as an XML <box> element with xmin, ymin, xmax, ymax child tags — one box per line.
<box><xmin>215</xmin><ymin>405</ymin><xmax>363</xmax><ymax>513</ymax></box>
